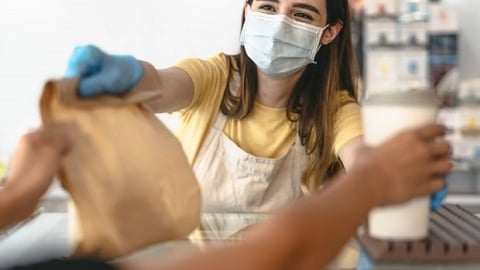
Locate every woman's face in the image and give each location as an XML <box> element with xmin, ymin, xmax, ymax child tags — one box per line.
<box><xmin>250</xmin><ymin>0</ymin><xmax>328</xmax><ymax>27</ymax></box>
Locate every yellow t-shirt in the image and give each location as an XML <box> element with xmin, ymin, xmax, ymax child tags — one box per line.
<box><xmin>174</xmin><ymin>53</ymin><xmax>363</xmax><ymax>164</ymax></box>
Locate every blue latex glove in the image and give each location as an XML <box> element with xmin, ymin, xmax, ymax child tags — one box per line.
<box><xmin>65</xmin><ymin>45</ymin><xmax>143</xmax><ymax>97</ymax></box>
<box><xmin>430</xmin><ymin>181</ymin><xmax>448</xmax><ymax>211</ymax></box>
<box><xmin>357</xmin><ymin>249</ymin><xmax>374</xmax><ymax>270</ymax></box>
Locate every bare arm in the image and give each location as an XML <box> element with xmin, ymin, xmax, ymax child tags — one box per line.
<box><xmin>121</xmin><ymin>124</ymin><xmax>452</xmax><ymax>270</ymax></box>
<box><xmin>338</xmin><ymin>135</ymin><xmax>364</xmax><ymax>170</ymax></box>
<box><xmin>129</xmin><ymin>62</ymin><xmax>195</xmax><ymax>113</ymax></box>
<box><xmin>0</xmin><ymin>186</ymin><xmax>28</xmax><ymax>229</ymax></box>
<box><xmin>0</xmin><ymin>124</ymin><xmax>73</xmax><ymax>230</ymax></box>
<box><xmin>334</xmin><ymin>100</ymin><xmax>364</xmax><ymax>171</ymax></box>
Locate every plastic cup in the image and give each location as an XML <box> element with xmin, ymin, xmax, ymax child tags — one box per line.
<box><xmin>362</xmin><ymin>90</ymin><xmax>438</xmax><ymax>240</ymax></box>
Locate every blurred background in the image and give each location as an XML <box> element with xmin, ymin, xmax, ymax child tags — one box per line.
<box><xmin>0</xmin><ymin>0</ymin><xmax>243</xmax><ymax>160</ymax></box>
<box><xmin>0</xmin><ymin>0</ymin><xmax>479</xmax><ymax>201</ymax></box>
<box><xmin>355</xmin><ymin>0</ymin><xmax>480</xmax><ymax>202</ymax></box>
<box><xmin>0</xmin><ymin>0</ymin><xmax>244</xmax><ymax>199</ymax></box>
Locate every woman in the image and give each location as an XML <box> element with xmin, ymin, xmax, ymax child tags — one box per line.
<box><xmin>66</xmin><ymin>0</ymin><xmax>363</xmax><ymax>213</ymax></box>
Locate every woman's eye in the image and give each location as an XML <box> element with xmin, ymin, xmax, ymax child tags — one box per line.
<box><xmin>294</xmin><ymin>12</ymin><xmax>313</xmax><ymax>21</ymax></box>
<box><xmin>258</xmin><ymin>5</ymin><xmax>277</xmax><ymax>13</ymax></box>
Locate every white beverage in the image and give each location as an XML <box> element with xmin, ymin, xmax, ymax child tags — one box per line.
<box><xmin>362</xmin><ymin>90</ymin><xmax>438</xmax><ymax>240</ymax></box>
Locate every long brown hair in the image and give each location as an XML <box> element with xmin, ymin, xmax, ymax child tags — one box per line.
<box><xmin>220</xmin><ymin>0</ymin><xmax>359</xmax><ymax>192</ymax></box>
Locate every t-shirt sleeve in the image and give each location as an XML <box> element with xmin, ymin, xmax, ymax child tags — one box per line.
<box><xmin>333</xmin><ymin>92</ymin><xmax>363</xmax><ymax>155</ymax></box>
<box><xmin>173</xmin><ymin>53</ymin><xmax>229</xmax><ymax>112</ymax></box>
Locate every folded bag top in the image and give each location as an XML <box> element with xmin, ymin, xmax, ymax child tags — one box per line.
<box><xmin>39</xmin><ymin>79</ymin><xmax>201</xmax><ymax>259</ymax></box>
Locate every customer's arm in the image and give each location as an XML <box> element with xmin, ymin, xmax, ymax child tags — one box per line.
<box><xmin>0</xmin><ymin>124</ymin><xmax>74</xmax><ymax>230</ymax></box>
<box><xmin>122</xmin><ymin>123</ymin><xmax>451</xmax><ymax>270</ymax></box>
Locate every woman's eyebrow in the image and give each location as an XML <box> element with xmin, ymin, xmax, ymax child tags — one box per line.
<box><xmin>254</xmin><ymin>0</ymin><xmax>320</xmax><ymax>15</ymax></box>
<box><xmin>292</xmin><ymin>3</ymin><xmax>320</xmax><ymax>14</ymax></box>
<box><xmin>255</xmin><ymin>0</ymin><xmax>280</xmax><ymax>4</ymax></box>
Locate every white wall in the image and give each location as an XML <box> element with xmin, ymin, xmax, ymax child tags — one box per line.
<box><xmin>0</xmin><ymin>0</ymin><xmax>244</xmax><ymax>160</ymax></box>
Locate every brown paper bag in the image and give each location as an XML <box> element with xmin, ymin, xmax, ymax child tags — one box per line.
<box><xmin>39</xmin><ymin>79</ymin><xmax>201</xmax><ymax>259</ymax></box>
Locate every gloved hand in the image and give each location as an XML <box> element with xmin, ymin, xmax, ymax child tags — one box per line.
<box><xmin>65</xmin><ymin>45</ymin><xmax>143</xmax><ymax>97</ymax></box>
<box><xmin>430</xmin><ymin>182</ymin><xmax>448</xmax><ymax>211</ymax></box>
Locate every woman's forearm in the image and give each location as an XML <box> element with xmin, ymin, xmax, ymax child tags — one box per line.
<box><xmin>128</xmin><ymin>62</ymin><xmax>194</xmax><ymax>113</ymax></box>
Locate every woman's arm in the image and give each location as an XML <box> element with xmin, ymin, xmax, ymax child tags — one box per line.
<box><xmin>334</xmin><ymin>99</ymin><xmax>364</xmax><ymax>171</ymax></box>
<box><xmin>134</xmin><ymin>54</ymin><xmax>228</xmax><ymax>114</ymax></box>
<box><xmin>0</xmin><ymin>124</ymin><xmax>73</xmax><ymax>230</ymax></box>
<box><xmin>131</xmin><ymin>63</ymin><xmax>195</xmax><ymax>113</ymax></box>
<box><xmin>122</xmin><ymin>123</ymin><xmax>451</xmax><ymax>270</ymax></box>
<box><xmin>337</xmin><ymin>135</ymin><xmax>363</xmax><ymax>170</ymax></box>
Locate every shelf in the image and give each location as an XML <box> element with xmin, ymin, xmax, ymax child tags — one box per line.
<box><xmin>365</xmin><ymin>14</ymin><xmax>398</xmax><ymax>20</ymax></box>
<box><xmin>367</xmin><ymin>43</ymin><xmax>427</xmax><ymax>50</ymax></box>
<box><xmin>365</xmin><ymin>12</ymin><xmax>429</xmax><ymax>24</ymax></box>
<box><xmin>445</xmin><ymin>194</ymin><xmax>480</xmax><ymax>206</ymax></box>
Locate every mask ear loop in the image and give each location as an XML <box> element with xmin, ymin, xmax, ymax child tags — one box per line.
<box><xmin>243</xmin><ymin>2</ymin><xmax>253</xmax><ymax>22</ymax></box>
<box><xmin>245</xmin><ymin>0</ymin><xmax>252</xmax><ymax>11</ymax></box>
<box><xmin>313</xmin><ymin>24</ymin><xmax>330</xmax><ymax>56</ymax></box>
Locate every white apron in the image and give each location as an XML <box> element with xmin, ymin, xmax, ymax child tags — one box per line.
<box><xmin>193</xmin><ymin>112</ymin><xmax>307</xmax><ymax>213</ymax></box>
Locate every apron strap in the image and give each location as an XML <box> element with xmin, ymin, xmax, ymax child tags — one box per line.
<box><xmin>295</xmin><ymin>132</ymin><xmax>302</xmax><ymax>147</ymax></box>
<box><xmin>212</xmin><ymin>112</ymin><xmax>228</xmax><ymax>131</ymax></box>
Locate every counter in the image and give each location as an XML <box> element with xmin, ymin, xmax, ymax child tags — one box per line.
<box><xmin>0</xmin><ymin>202</ymin><xmax>479</xmax><ymax>269</ymax></box>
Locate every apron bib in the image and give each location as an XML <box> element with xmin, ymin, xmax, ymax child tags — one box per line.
<box><xmin>193</xmin><ymin>112</ymin><xmax>306</xmax><ymax>213</ymax></box>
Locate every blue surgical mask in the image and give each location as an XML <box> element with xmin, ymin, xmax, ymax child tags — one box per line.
<box><xmin>240</xmin><ymin>9</ymin><xmax>329</xmax><ymax>78</ymax></box>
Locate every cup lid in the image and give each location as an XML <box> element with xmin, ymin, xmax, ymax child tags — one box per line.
<box><xmin>363</xmin><ymin>89</ymin><xmax>439</xmax><ymax>107</ymax></box>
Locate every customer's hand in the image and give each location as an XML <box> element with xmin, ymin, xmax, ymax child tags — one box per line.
<box><xmin>0</xmin><ymin>123</ymin><xmax>76</xmax><ymax>229</ymax></box>
<box><xmin>356</xmin><ymin>124</ymin><xmax>452</xmax><ymax>207</ymax></box>
<box><xmin>65</xmin><ymin>45</ymin><xmax>143</xmax><ymax>97</ymax></box>
<box><xmin>7</xmin><ymin>123</ymin><xmax>76</xmax><ymax>191</ymax></box>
